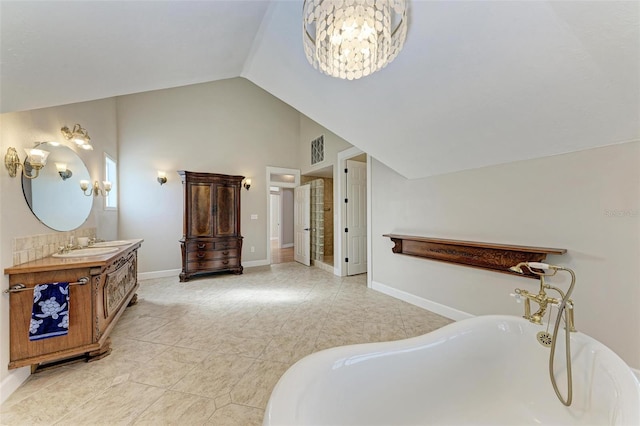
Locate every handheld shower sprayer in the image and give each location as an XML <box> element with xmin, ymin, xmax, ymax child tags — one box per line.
<box><xmin>509</xmin><ymin>262</ymin><xmax>558</xmax><ymax>275</ymax></box>
<box><xmin>509</xmin><ymin>261</ymin><xmax>577</xmax><ymax>406</ymax></box>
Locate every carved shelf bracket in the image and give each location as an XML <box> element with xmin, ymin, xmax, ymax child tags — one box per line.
<box><xmin>383</xmin><ymin>234</ymin><xmax>566</xmax><ymax>279</ymax></box>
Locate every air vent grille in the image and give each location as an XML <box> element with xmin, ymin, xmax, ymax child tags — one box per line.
<box><xmin>311</xmin><ymin>135</ymin><xmax>324</xmax><ymax>165</ymax></box>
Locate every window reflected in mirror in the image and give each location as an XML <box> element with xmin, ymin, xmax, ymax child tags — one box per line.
<box><xmin>104</xmin><ymin>154</ymin><xmax>117</xmax><ymax>210</ymax></box>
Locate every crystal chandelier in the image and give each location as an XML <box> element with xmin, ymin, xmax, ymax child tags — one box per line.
<box><xmin>303</xmin><ymin>0</ymin><xmax>407</xmax><ymax>80</ymax></box>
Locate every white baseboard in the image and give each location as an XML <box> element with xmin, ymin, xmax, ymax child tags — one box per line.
<box><xmin>243</xmin><ymin>259</ymin><xmax>270</xmax><ymax>268</ymax></box>
<box><xmin>0</xmin><ymin>367</ymin><xmax>30</xmax><ymax>405</ymax></box>
<box><xmin>138</xmin><ymin>261</ymin><xmax>273</xmax><ymax>281</ymax></box>
<box><xmin>371</xmin><ymin>280</ymin><xmax>473</xmax><ymax>322</ymax></box>
<box><xmin>138</xmin><ymin>269</ymin><xmax>181</xmax><ymax>281</ymax></box>
<box><xmin>281</xmin><ymin>243</ymin><xmax>293</xmax><ymax>249</ymax></box>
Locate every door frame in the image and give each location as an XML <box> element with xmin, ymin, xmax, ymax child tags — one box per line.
<box><xmin>265</xmin><ymin>167</ymin><xmax>301</xmax><ymax>265</ymax></box>
<box><xmin>336</xmin><ymin>147</ymin><xmax>372</xmax><ymax>286</ymax></box>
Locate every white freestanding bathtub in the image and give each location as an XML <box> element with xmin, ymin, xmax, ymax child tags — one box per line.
<box><xmin>264</xmin><ymin>315</ymin><xmax>639</xmax><ymax>426</ymax></box>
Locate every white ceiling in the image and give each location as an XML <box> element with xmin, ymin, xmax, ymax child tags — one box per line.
<box><xmin>2</xmin><ymin>1</ymin><xmax>638</xmax><ymax>179</ymax></box>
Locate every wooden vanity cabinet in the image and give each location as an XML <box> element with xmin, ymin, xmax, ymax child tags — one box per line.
<box><xmin>4</xmin><ymin>240</ymin><xmax>142</xmax><ymax>370</ymax></box>
<box><xmin>178</xmin><ymin>171</ymin><xmax>243</xmax><ymax>281</ymax></box>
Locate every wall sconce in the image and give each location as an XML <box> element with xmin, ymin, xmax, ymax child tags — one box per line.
<box><xmin>80</xmin><ymin>180</ymin><xmax>112</xmax><ymax>197</ymax></box>
<box><xmin>243</xmin><ymin>178</ymin><xmax>251</xmax><ymax>191</ymax></box>
<box><xmin>4</xmin><ymin>147</ymin><xmax>50</xmax><ymax>179</ymax></box>
<box><xmin>157</xmin><ymin>171</ymin><xmax>167</xmax><ymax>186</ymax></box>
<box><xmin>55</xmin><ymin>163</ymin><xmax>73</xmax><ymax>180</ymax></box>
<box><xmin>61</xmin><ymin>124</ymin><xmax>93</xmax><ymax>150</ymax></box>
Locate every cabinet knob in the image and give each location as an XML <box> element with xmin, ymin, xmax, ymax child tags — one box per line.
<box><xmin>222</xmin><ymin>260</ymin><xmax>229</xmax><ymax>265</ymax></box>
<box><xmin>222</xmin><ymin>251</ymin><xmax>229</xmax><ymax>255</ymax></box>
<box><xmin>197</xmin><ymin>253</ymin><xmax>205</xmax><ymax>258</ymax></box>
<box><xmin>197</xmin><ymin>243</ymin><xmax>206</xmax><ymax>249</ymax></box>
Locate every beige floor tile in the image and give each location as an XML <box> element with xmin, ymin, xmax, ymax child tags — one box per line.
<box><xmin>132</xmin><ymin>390</ymin><xmax>216</xmax><ymax>425</ymax></box>
<box><xmin>2</xmin><ymin>263</ymin><xmax>454</xmax><ymax>426</ymax></box>
<box><xmin>112</xmin><ymin>315</ymin><xmax>172</xmax><ymax>340</ymax></box>
<box><xmin>0</xmin><ymin>370</ymin><xmax>111</xmax><ymax>425</ymax></box>
<box><xmin>171</xmin><ymin>354</ymin><xmax>255</xmax><ymax>399</ymax></box>
<box><xmin>260</xmin><ymin>333</ymin><xmax>320</xmax><ymax>365</ymax></box>
<box><xmin>205</xmin><ymin>403</ymin><xmax>264</xmax><ymax>426</ymax></box>
<box><xmin>363</xmin><ymin>321</ymin><xmax>408</xmax><ymax>342</ymax></box>
<box><xmin>130</xmin><ymin>356</ymin><xmax>197</xmax><ymax>388</ymax></box>
<box><xmin>230</xmin><ymin>360</ymin><xmax>290</xmax><ymax>408</ymax></box>
<box><xmin>0</xmin><ymin>366</ymin><xmax>73</xmax><ymax>407</ymax></box>
<box><xmin>212</xmin><ymin>333</ymin><xmax>269</xmax><ymax>358</ymax></box>
<box><xmin>157</xmin><ymin>345</ymin><xmax>211</xmax><ymax>364</ymax></box>
<box><xmin>65</xmin><ymin>353</ymin><xmax>145</xmax><ymax>379</ymax></box>
<box><xmin>55</xmin><ymin>381</ymin><xmax>165</xmax><ymax>425</ymax></box>
<box><xmin>109</xmin><ymin>337</ymin><xmax>170</xmax><ymax>362</ymax></box>
<box><xmin>136</xmin><ymin>323</ymin><xmax>191</xmax><ymax>346</ymax></box>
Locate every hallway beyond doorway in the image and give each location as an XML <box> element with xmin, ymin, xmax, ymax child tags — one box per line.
<box><xmin>271</xmin><ymin>240</ymin><xmax>294</xmax><ymax>264</ymax></box>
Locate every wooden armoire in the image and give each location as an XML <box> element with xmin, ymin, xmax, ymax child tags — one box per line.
<box><xmin>178</xmin><ymin>171</ymin><xmax>244</xmax><ymax>281</ymax></box>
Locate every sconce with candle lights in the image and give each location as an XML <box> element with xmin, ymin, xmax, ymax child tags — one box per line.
<box><xmin>4</xmin><ymin>147</ymin><xmax>50</xmax><ymax>179</ymax></box>
<box><xmin>80</xmin><ymin>180</ymin><xmax>112</xmax><ymax>197</ymax></box>
<box><xmin>61</xmin><ymin>124</ymin><xmax>93</xmax><ymax>150</ymax></box>
<box><xmin>157</xmin><ymin>171</ymin><xmax>167</xmax><ymax>186</ymax></box>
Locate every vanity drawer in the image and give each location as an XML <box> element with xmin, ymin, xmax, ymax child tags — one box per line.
<box><xmin>188</xmin><ymin>258</ymin><xmax>239</xmax><ymax>271</ymax></box>
<box><xmin>187</xmin><ymin>249</ymin><xmax>238</xmax><ymax>262</ymax></box>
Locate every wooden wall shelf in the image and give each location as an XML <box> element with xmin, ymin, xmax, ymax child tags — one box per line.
<box><xmin>383</xmin><ymin>234</ymin><xmax>566</xmax><ymax>279</ymax></box>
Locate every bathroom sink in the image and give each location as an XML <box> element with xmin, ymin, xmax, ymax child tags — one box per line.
<box><xmin>90</xmin><ymin>240</ymin><xmax>131</xmax><ymax>247</ymax></box>
<box><xmin>52</xmin><ymin>247</ymin><xmax>119</xmax><ymax>258</ymax></box>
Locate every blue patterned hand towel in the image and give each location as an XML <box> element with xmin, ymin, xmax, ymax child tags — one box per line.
<box><xmin>29</xmin><ymin>282</ymin><xmax>70</xmax><ymax>341</ymax></box>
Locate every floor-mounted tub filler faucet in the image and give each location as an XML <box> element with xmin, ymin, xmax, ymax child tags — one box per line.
<box><xmin>510</xmin><ymin>261</ymin><xmax>577</xmax><ymax>406</ymax></box>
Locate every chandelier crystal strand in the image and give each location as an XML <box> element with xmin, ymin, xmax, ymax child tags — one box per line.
<box><xmin>303</xmin><ymin>0</ymin><xmax>407</xmax><ymax>80</ymax></box>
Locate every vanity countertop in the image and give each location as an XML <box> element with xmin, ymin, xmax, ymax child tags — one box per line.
<box><xmin>4</xmin><ymin>239</ymin><xmax>144</xmax><ymax>275</ymax></box>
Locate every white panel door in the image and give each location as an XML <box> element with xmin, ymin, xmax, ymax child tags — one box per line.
<box><xmin>294</xmin><ymin>184</ymin><xmax>311</xmax><ymax>266</ymax></box>
<box><xmin>346</xmin><ymin>160</ymin><xmax>367</xmax><ymax>275</ymax></box>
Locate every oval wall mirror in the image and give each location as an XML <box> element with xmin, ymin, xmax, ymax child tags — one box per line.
<box><xmin>22</xmin><ymin>142</ymin><xmax>92</xmax><ymax>231</ymax></box>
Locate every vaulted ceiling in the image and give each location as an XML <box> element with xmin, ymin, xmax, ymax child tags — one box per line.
<box><xmin>2</xmin><ymin>1</ymin><xmax>638</xmax><ymax>179</ymax></box>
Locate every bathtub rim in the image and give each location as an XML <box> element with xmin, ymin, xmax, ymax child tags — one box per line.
<box><xmin>264</xmin><ymin>314</ymin><xmax>640</xmax><ymax>426</ymax></box>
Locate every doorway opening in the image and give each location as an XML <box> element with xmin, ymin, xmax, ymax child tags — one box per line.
<box><xmin>301</xmin><ymin>165</ymin><xmax>335</xmax><ymax>273</ymax></box>
<box><xmin>270</xmin><ymin>186</ymin><xmax>294</xmax><ymax>264</ymax></box>
<box><xmin>266</xmin><ymin>167</ymin><xmax>300</xmax><ymax>265</ymax></box>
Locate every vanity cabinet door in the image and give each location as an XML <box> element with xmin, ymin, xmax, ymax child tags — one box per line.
<box><xmin>8</xmin><ymin>268</ymin><xmax>93</xmax><ymax>369</ymax></box>
<box><xmin>94</xmin><ymin>252</ymin><xmax>139</xmax><ymax>341</ymax></box>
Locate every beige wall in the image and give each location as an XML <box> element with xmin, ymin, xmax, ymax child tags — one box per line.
<box><xmin>116</xmin><ymin>78</ymin><xmax>301</xmax><ymax>273</ymax></box>
<box><xmin>0</xmin><ymin>98</ymin><xmax>118</xmax><ymax>397</ymax></box>
<box><xmin>371</xmin><ymin>141</ymin><xmax>640</xmax><ymax>369</ymax></box>
<box><xmin>299</xmin><ymin>115</ymin><xmax>352</xmax><ymax>176</ymax></box>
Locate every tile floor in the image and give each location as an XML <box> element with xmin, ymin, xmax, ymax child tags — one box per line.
<box><xmin>0</xmin><ymin>263</ymin><xmax>453</xmax><ymax>426</ymax></box>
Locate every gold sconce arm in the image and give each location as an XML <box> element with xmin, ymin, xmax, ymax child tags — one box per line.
<box><xmin>80</xmin><ymin>180</ymin><xmax>112</xmax><ymax>197</ymax></box>
<box><xmin>5</xmin><ymin>147</ymin><xmax>50</xmax><ymax>180</ymax></box>
<box><xmin>61</xmin><ymin>124</ymin><xmax>93</xmax><ymax>150</ymax></box>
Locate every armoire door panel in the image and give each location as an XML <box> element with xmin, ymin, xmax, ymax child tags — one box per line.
<box><xmin>190</xmin><ymin>184</ymin><xmax>213</xmax><ymax>237</ymax></box>
<box><xmin>215</xmin><ymin>185</ymin><xmax>236</xmax><ymax>237</ymax></box>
